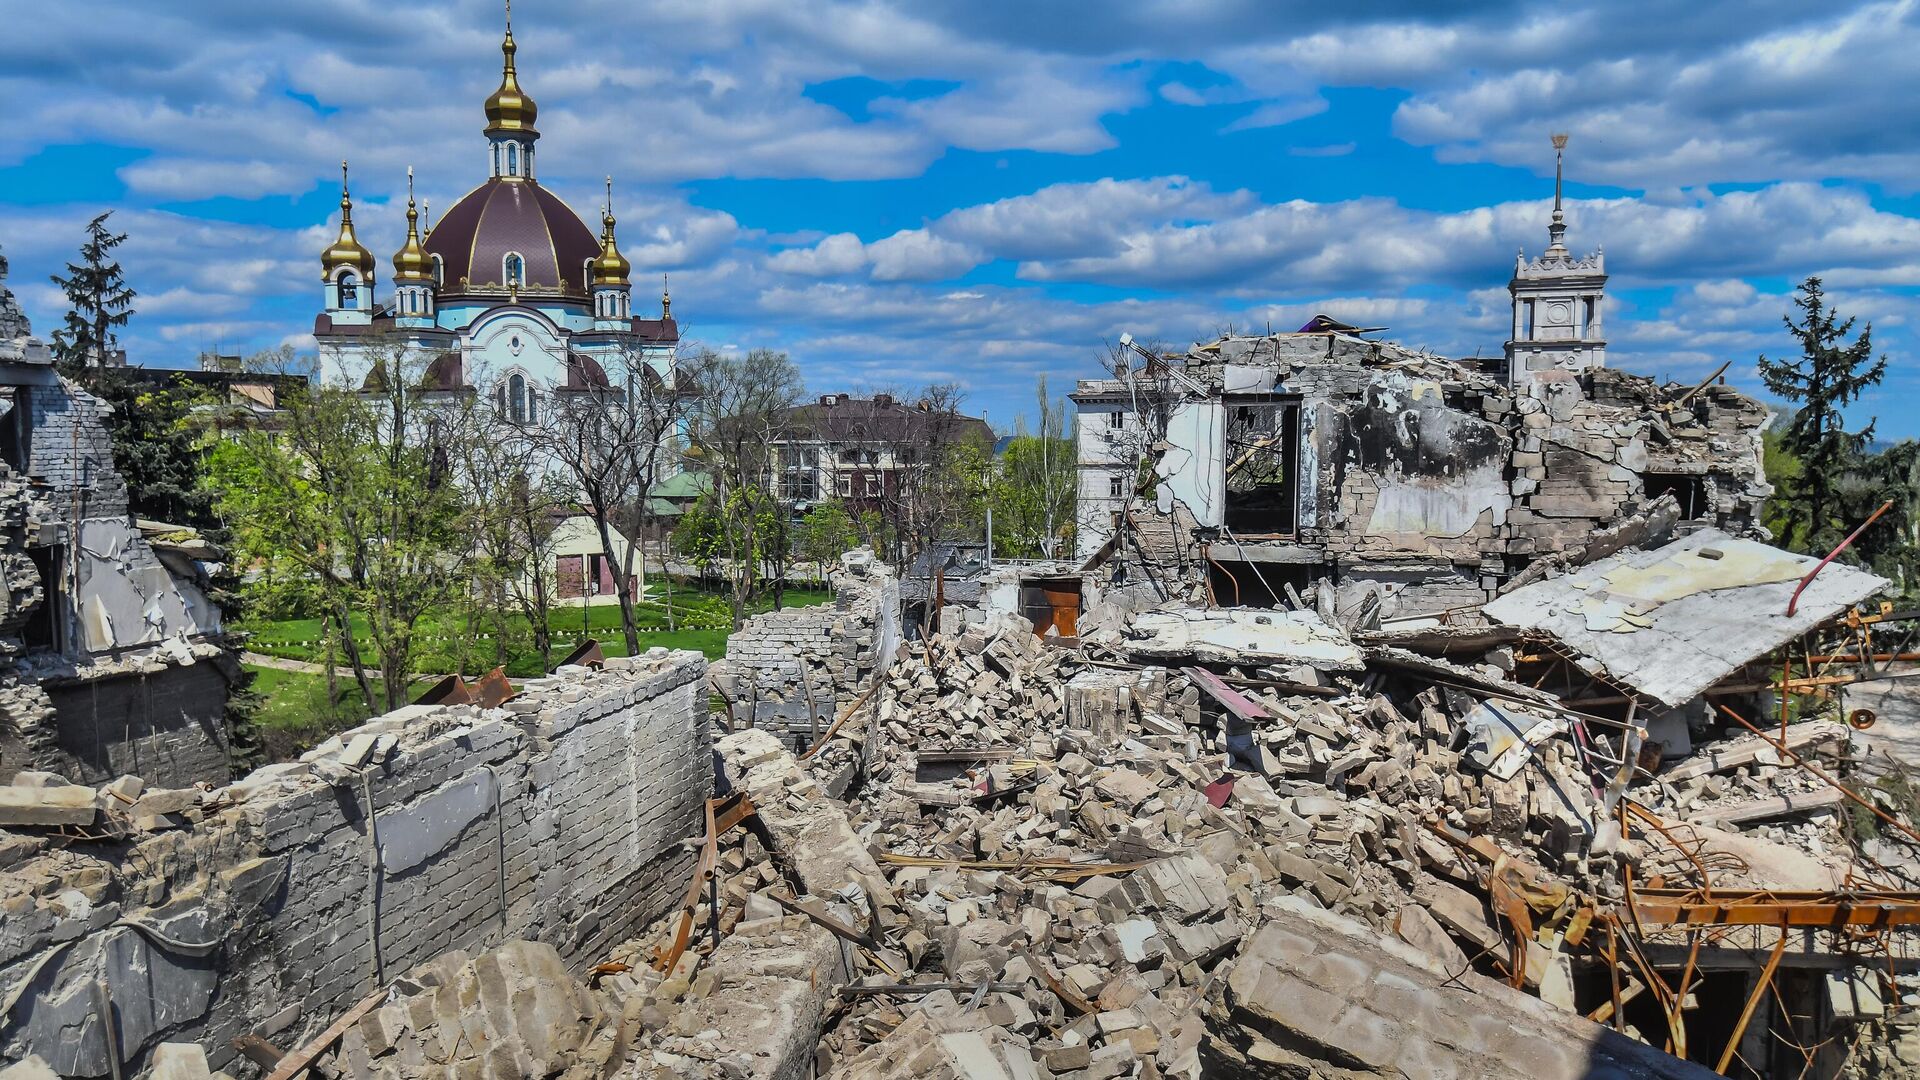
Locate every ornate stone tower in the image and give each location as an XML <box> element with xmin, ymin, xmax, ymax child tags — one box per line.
<box><xmin>1506</xmin><ymin>133</ymin><xmax>1606</xmax><ymax>391</ymax></box>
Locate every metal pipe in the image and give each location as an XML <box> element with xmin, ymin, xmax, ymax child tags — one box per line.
<box><xmin>1717</xmin><ymin>704</ymin><xmax>1920</xmax><ymax>848</ymax></box>
<box><xmin>1786</xmin><ymin>499</ymin><xmax>1893</xmax><ymax>617</ymax></box>
<box><xmin>360</xmin><ymin>768</ymin><xmax>387</xmax><ymax>986</ymax></box>
<box><xmin>481</xmin><ymin>764</ymin><xmax>509</xmax><ymax>933</ymax></box>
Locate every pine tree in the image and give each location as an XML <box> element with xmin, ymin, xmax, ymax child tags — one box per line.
<box><xmin>1757</xmin><ymin>277</ymin><xmax>1886</xmax><ymax>551</ymax></box>
<box><xmin>49</xmin><ymin>212</ymin><xmax>135</xmax><ymax>370</ymax></box>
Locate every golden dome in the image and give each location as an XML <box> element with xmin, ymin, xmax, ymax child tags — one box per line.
<box><xmin>320</xmin><ymin>161</ymin><xmax>376</xmax><ymax>280</ymax></box>
<box><xmin>392</xmin><ymin>169</ymin><xmax>433</xmax><ymax>283</ymax></box>
<box><xmin>591</xmin><ymin>180</ymin><xmax>631</xmax><ymax>287</ymax></box>
<box><xmin>483</xmin><ymin>21</ymin><xmax>538</xmax><ymax>138</ymax></box>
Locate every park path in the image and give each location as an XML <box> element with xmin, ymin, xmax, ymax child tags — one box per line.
<box><xmin>241</xmin><ymin>651</ymin><xmax>428</xmax><ymax>683</ymax></box>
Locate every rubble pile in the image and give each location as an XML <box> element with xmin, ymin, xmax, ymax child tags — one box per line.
<box><xmin>652</xmin><ymin>575</ymin><xmax>1920</xmax><ymax>1079</ymax></box>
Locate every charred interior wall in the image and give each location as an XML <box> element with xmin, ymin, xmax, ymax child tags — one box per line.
<box><xmin>39</xmin><ymin>661</ymin><xmax>234</xmax><ymax>788</ymax></box>
<box><xmin>0</xmin><ymin>650</ymin><xmax>711</xmax><ymax>1079</ymax></box>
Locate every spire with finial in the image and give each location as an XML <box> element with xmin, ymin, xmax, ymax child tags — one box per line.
<box><xmin>321</xmin><ymin>160</ymin><xmax>376</xmax><ymax>279</ymax></box>
<box><xmin>393</xmin><ymin>166</ymin><xmax>433</xmax><ymax>282</ymax></box>
<box><xmin>662</xmin><ymin>273</ymin><xmax>672</xmax><ymax>319</ymax></box>
<box><xmin>591</xmin><ymin>175</ymin><xmax>632</xmax><ymax>287</ymax></box>
<box><xmin>1546</xmin><ymin>132</ymin><xmax>1569</xmax><ymax>255</ymax></box>
<box><xmin>484</xmin><ymin>0</ymin><xmax>538</xmax><ymax>138</ymax></box>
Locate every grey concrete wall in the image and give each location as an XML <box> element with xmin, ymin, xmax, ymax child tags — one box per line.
<box><xmin>41</xmin><ymin>661</ymin><xmax>234</xmax><ymax>788</ymax></box>
<box><xmin>0</xmin><ymin>648</ymin><xmax>711</xmax><ymax>1078</ymax></box>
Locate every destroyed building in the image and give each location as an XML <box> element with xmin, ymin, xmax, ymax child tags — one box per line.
<box><xmin>1072</xmin><ymin>152</ymin><xmax>1769</xmax><ymax>617</ymax></box>
<box><xmin>0</xmin><ymin>258</ymin><xmax>239</xmax><ymax>791</ymax></box>
<box><xmin>1</xmin><ymin>520</ymin><xmax>1913</xmax><ymax>1080</ymax></box>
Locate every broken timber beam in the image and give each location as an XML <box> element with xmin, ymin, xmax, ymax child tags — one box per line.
<box><xmin>260</xmin><ymin>986</ymin><xmax>389</xmax><ymax>1080</ymax></box>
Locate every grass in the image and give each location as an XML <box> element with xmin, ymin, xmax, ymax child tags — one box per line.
<box><xmin>244</xmin><ymin>664</ymin><xmax>417</xmax><ymax>761</ymax></box>
<box><xmin>238</xmin><ymin>579</ymin><xmax>831</xmax><ymax>674</ymax></box>
<box><xmin>237</xmin><ymin>578</ymin><xmax>831</xmax><ymax>758</ymax></box>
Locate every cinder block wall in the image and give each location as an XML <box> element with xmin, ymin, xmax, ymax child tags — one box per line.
<box><xmin>0</xmin><ymin>649</ymin><xmax>710</xmax><ymax>1078</ymax></box>
<box><xmin>713</xmin><ymin>566</ymin><xmax>894</xmax><ymax>752</ymax></box>
<box><xmin>42</xmin><ymin>664</ymin><xmax>234</xmax><ymax>788</ymax></box>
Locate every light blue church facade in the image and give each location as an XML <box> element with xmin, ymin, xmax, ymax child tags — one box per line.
<box><xmin>313</xmin><ymin>16</ymin><xmax>677</xmax><ymax>411</ymax></box>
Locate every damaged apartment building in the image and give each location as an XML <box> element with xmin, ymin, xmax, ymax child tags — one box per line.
<box><xmin>1073</xmin><ymin>154</ymin><xmax>1769</xmax><ymax>618</ymax></box>
<box><xmin>0</xmin><ymin>260</ymin><xmax>238</xmax><ymax>791</ymax></box>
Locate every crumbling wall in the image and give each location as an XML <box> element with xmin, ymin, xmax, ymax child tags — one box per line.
<box><xmin>1080</xmin><ymin>331</ymin><xmax>1770</xmax><ymax>617</ymax></box>
<box><xmin>712</xmin><ymin>557</ymin><xmax>896</xmax><ymax>752</ymax></box>
<box><xmin>0</xmin><ymin>649</ymin><xmax>711</xmax><ymax>1078</ymax></box>
<box><xmin>39</xmin><ymin>659</ymin><xmax>234</xmax><ymax>788</ymax></box>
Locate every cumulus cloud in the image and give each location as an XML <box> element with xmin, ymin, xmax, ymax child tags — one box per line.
<box><xmin>8</xmin><ymin>0</ymin><xmax>1920</xmax><ymax>431</ymax></box>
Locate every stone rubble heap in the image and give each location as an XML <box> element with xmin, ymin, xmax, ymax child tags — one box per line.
<box><xmin>573</xmin><ymin>612</ymin><xmax>1891</xmax><ymax>1080</ymax></box>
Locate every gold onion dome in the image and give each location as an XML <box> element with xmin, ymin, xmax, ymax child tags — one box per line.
<box><xmin>592</xmin><ymin>181</ymin><xmax>631</xmax><ymax>286</ymax></box>
<box><xmin>483</xmin><ymin>20</ymin><xmax>538</xmax><ymax>137</ymax></box>
<box><xmin>320</xmin><ymin>161</ymin><xmax>376</xmax><ymax>279</ymax></box>
<box><xmin>392</xmin><ymin>169</ymin><xmax>433</xmax><ymax>282</ymax></box>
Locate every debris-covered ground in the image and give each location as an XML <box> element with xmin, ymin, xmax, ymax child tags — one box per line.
<box><xmin>3</xmin><ymin>539</ymin><xmax>1918</xmax><ymax>1080</ymax></box>
<box><xmin>576</xmin><ymin>573</ymin><xmax>1920</xmax><ymax>1079</ymax></box>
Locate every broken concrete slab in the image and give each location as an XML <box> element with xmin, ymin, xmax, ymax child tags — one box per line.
<box><xmin>1485</xmin><ymin>529</ymin><xmax>1887</xmax><ymax>707</ymax></box>
<box><xmin>0</xmin><ymin>784</ymin><xmax>98</xmax><ymax>826</ymax></box>
<box><xmin>1213</xmin><ymin>898</ymin><xmax>1721</xmax><ymax>1079</ymax></box>
<box><xmin>1122</xmin><ymin>609</ymin><xmax>1365</xmax><ymax>671</ymax></box>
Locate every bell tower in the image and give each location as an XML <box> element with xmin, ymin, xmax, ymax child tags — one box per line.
<box><xmin>1506</xmin><ymin>133</ymin><xmax>1607</xmax><ymax>391</ymax></box>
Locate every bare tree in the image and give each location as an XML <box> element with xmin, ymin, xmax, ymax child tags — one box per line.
<box><xmin>684</xmin><ymin>347</ymin><xmax>806</xmax><ymax>628</ymax></box>
<box><xmin>533</xmin><ymin>341</ymin><xmax>685</xmax><ymax>655</ymax></box>
<box><xmin>883</xmin><ymin>383</ymin><xmax>991</xmax><ymax>568</ymax></box>
<box><xmin>454</xmin><ymin>400</ymin><xmax>568</xmax><ymax>671</ymax></box>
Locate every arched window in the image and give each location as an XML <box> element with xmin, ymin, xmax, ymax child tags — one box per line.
<box><xmin>504</xmin><ymin>253</ymin><xmax>524</xmax><ymax>289</ymax></box>
<box><xmin>584</xmin><ymin>258</ymin><xmax>594</xmax><ymax>292</ymax></box>
<box><xmin>507</xmin><ymin>143</ymin><xmax>519</xmax><ymax>175</ymax></box>
<box><xmin>338</xmin><ymin>271</ymin><xmax>359</xmax><ymax>310</ymax></box>
<box><xmin>431</xmin><ymin>255</ymin><xmax>443</xmax><ymax>286</ymax></box>
<box><xmin>508</xmin><ymin>373</ymin><xmax>527</xmax><ymax>424</ymax></box>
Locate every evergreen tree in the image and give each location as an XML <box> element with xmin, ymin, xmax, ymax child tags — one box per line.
<box><xmin>1757</xmin><ymin>277</ymin><xmax>1886</xmax><ymax>550</ymax></box>
<box><xmin>49</xmin><ymin>212</ymin><xmax>135</xmax><ymax>370</ymax></box>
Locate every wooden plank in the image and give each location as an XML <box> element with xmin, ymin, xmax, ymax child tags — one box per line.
<box><xmin>261</xmin><ymin>987</ymin><xmax>389</xmax><ymax>1080</ymax></box>
<box><xmin>1182</xmin><ymin>666</ymin><xmax>1273</xmax><ymax>726</ymax></box>
<box><xmin>230</xmin><ymin>1034</ymin><xmax>286</xmax><ymax>1071</ymax></box>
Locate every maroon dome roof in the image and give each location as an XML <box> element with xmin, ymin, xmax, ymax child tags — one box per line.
<box><xmin>424</xmin><ymin>179</ymin><xmax>598</xmax><ymax>300</ymax></box>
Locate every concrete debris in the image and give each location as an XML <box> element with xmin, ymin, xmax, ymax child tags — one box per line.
<box><xmin>3</xmin><ymin>524</ymin><xmax>1914</xmax><ymax>1079</ymax></box>
<box><xmin>338</xmin><ymin>941</ymin><xmax>618</xmax><ymax>1080</ymax></box>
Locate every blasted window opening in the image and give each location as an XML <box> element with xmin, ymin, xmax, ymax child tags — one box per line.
<box><xmin>1222</xmin><ymin>395</ymin><xmax>1302</xmax><ymax>537</ymax></box>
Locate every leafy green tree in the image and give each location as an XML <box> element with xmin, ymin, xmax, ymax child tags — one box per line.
<box><xmin>1758</xmin><ymin>277</ymin><xmax>1887</xmax><ymax>550</ymax></box>
<box><xmin>211</xmin><ymin>343</ymin><xmax>471</xmax><ymax>708</ymax></box>
<box><xmin>75</xmin><ymin>372</ymin><xmax>219</xmax><ymax>528</ymax></box>
<box><xmin>50</xmin><ymin>212</ymin><xmax>135</xmax><ymax>370</ymax></box>
<box><xmin>1833</xmin><ymin>440</ymin><xmax>1920</xmax><ymax>599</ymax></box>
<box><xmin>988</xmin><ymin>377</ymin><xmax>1077</xmax><ymax>558</ymax></box>
<box><xmin>672</xmin><ymin>492</ymin><xmax>726</xmax><ymax>581</ymax></box>
<box><xmin>797</xmin><ymin>501</ymin><xmax>856</xmax><ymax>575</ymax></box>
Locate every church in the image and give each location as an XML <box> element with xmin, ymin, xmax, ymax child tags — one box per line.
<box><xmin>313</xmin><ymin>14</ymin><xmax>677</xmax><ymax>411</ymax></box>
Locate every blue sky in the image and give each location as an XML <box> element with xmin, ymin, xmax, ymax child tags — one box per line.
<box><xmin>2</xmin><ymin>0</ymin><xmax>1918</xmax><ymax>436</ymax></box>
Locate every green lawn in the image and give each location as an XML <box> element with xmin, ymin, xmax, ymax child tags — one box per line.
<box><xmin>238</xmin><ymin>579</ymin><xmax>830</xmax><ymax>757</ymax></box>
<box><xmin>238</xmin><ymin>580</ymin><xmax>831</xmax><ymax>676</ymax></box>
<box><xmin>244</xmin><ymin>664</ymin><xmax>419</xmax><ymax>760</ymax></box>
